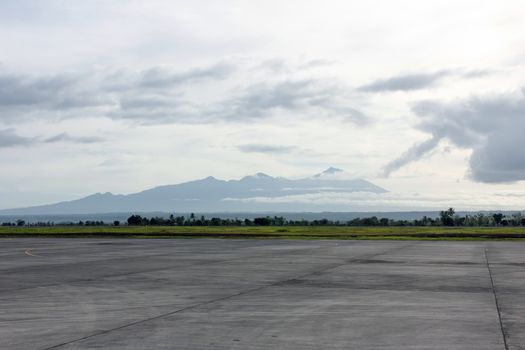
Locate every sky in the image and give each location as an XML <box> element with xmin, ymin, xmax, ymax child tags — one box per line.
<box><xmin>1</xmin><ymin>0</ymin><xmax>525</xmax><ymax>211</ymax></box>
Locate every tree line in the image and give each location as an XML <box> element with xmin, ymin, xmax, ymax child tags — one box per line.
<box><xmin>125</xmin><ymin>209</ymin><xmax>525</xmax><ymax>227</ymax></box>
<box><xmin>2</xmin><ymin>209</ymin><xmax>524</xmax><ymax>227</ymax></box>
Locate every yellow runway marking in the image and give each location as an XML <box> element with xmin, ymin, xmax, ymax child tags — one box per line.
<box><xmin>24</xmin><ymin>249</ymin><xmax>42</xmax><ymax>257</ymax></box>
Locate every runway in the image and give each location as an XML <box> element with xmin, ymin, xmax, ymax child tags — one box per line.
<box><xmin>1</xmin><ymin>238</ymin><xmax>524</xmax><ymax>349</ymax></box>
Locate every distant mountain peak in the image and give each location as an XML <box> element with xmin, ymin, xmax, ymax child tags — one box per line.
<box><xmin>88</xmin><ymin>192</ymin><xmax>115</xmax><ymax>198</ymax></box>
<box><xmin>242</xmin><ymin>172</ymin><xmax>273</xmax><ymax>180</ymax></box>
<box><xmin>0</xmin><ymin>169</ymin><xmax>387</xmax><ymax>215</ymax></box>
<box><xmin>255</xmin><ymin>172</ymin><xmax>272</xmax><ymax>178</ymax></box>
<box><xmin>313</xmin><ymin>167</ymin><xmax>345</xmax><ymax>178</ymax></box>
<box><xmin>323</xmin><ymin>167</ymin><xmax>343</xmax><ymax>174</ymax></box>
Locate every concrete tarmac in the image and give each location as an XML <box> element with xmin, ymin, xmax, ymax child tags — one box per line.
<box><xmin>0</xmin><ymin>238</ymin><xmax>524</xmax><ymax>349</ymax></box>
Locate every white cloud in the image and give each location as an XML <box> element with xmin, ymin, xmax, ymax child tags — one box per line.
<box><xmin>383</xmin><ymin>88</ymin><xmax>525</xmax><ymax>183</ymax></box>
<box><xmin>223</xmin><ymin>190</ymin><xmax>525</xmax><ymax>211</ymax></box>
<box><xmin>1</xmin><ymin>0</ymin><xmax>525</xmax><ymax>209</ymax></box>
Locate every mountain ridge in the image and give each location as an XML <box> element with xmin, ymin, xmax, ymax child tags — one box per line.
<box><xmin>0</xmin><ymin>168</ymin><xmax>387</xmax><ymax>215</ymax></box>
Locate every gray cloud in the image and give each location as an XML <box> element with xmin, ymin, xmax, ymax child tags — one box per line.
<box><xmin>237</xmin><ymin>144</ymin><xmax>296</xmax><ymax>154</ymax></box>
<box><xmin>0</xmin><ymin>128</ymin><xmax>34</xmax><ymax>148</ymax></box>
<box><xmin>0</xmin><ymin>62</ymin><xmax>233</xmax><ymax>123</ymax></box>
<box><xmin>115</xmin><ymin>78</ymin><xmax>369</xmax><ymax>124</ymax></box>
<box><xmin>359</xmin><ymin>71</ymin><xmax>451</xmax><ymax>92</ymax></box>
<box><xmin>217</xmin><ymin>80</ymin><xmax>369</xmax><ymax>124</ymax></box>
<box><xmin>110</xmin><ymin>94</ymin><xmax>196</xmax><ymax>123</ymax></box>
<box><xmin>468</xmin><ymin>125</ymin><xmax>525</xmax><ymax>183</ymax></box>
<box><xmin>0</xmin><ymin>129</ymin><xmax>104</xmax><ymax>148</ymax></box>
<box><xmin>382</xmin><ymin>136</ymin><xmax>441</xmax><ymax>177</ymax></box>
<box><xmin>0</xmin><ymin>73</ymin><xmax>74</xmax><ymax>107</ymax></box>
<box><xmin>44</xmin><ymin>133</ymin><xmax>105</xmax><ymax>144</ymax></box>
<box><xmin>462</xmin><ymin>69</ymin><xmax>493</xmax><ymax>78</ymax></box>
<box><xmin>0</xmin><ymin>63</ymin><xmax>368</xmax><ymax>125</ymax></box>
<box><xmin>359</xmin><ymin>69</ymin><xmax>491</xmax><ymax>92</ymax></box>
<box><xmin>139</xmin><ymin>62</ymin><xmax>235</xmax><ymax>89</ymax></box>
<box><xmin>0</xmin><ymin>72</ymin><xmax>109</xmax><ymax>109</ymax></box>
<box><xmin>383</xmin><ymin>88</ymin><xmax>525</xmax><ymax>182</ymax></box>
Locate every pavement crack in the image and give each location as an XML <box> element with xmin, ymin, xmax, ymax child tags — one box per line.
<box><xmin>2</xmin><ymin>245</ymin><xmax>331</xmax><ymax>294</ymax></box>
<box><xmin>485</xmin><ymin>248</ymin><xmax>509</xmax><ymax>350</ymax></box>
<box><xmin>42</xmin><ymin>288</ymin><xmax>264</xmax><ymax>350</ymax></box>
<box><xmin>43</xmin><ymin>242</ymin><xmax>414</xmax><ymax>349</ymax></box>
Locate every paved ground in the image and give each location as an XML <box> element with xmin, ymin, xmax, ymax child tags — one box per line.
<box><xmin>0</xmin><ymin>238</ymin><xmax>524</xmax><ymax>350</ymax></box>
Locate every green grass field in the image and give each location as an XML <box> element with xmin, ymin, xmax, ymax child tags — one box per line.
<box><xmin>2</xmin><ymin>226</ymin><xmax>525</xmax><ymax>240</ymax></box>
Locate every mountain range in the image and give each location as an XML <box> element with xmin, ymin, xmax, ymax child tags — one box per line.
<box><xmin>0</xmin><ymin>168</ymin><xmax>387</xmax><ymax>215</ymax></box>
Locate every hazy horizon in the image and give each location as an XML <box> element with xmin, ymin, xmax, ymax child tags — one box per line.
<box><xmin>1</xmin><ymin>167</ymin><xmax>524</xmax><ymax>214</ymax></box>
<box><xmin>1</xmin><ymin>1</ymin><xmax>525</xmax><ymax>212</ymax></box>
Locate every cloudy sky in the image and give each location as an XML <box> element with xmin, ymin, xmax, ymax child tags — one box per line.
<box><xmin>1</xmin><ymin>0</ymin><xmax>525</xmax><ymax>210</ymax></box>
